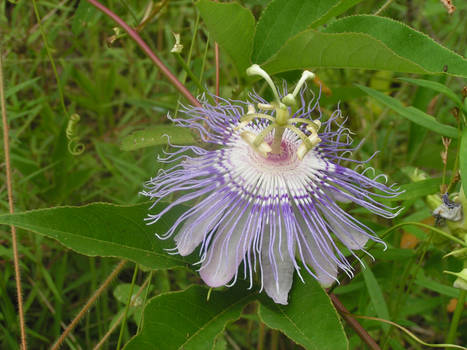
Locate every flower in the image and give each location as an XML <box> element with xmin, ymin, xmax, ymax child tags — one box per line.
<box><xmin>142</xmin><ymin>66</ymin><xmax>401</xmax><ymax>304</ymax></box>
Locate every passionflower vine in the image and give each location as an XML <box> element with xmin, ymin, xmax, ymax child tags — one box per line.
<box><xmin>142</xmin><ymin>65</ymin><xmax>401</xmax><ymax>304</ymax></box>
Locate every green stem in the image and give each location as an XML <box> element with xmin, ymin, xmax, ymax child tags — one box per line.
<box><xmin>198</xmin><ymin>32</ymin><xmax>210</xmax><ymax>94</ymax></box>
<box><xmin>446</xmin><ymin>117</ymin><xmax>462</xmax><ymax>193</ymax></box>
<box><xmin>271</xmin><ymin>126</ymin><xmax>284</xmax><ymax>153</ymax></box>
<box><xmin>116</xmin><ymin>264</ymin><xmax>139</xmax><ymax>350</ymax></box>
<box><xmin>137</xmin><ymin>271</ymin><xmax>153</xmax><ymax>332</ymax></box>
<box><xmin>445</xmin><ymin>289</ymin><xmax>466</xmax><ymax>345</ymax></box>
<box><xmin>174</xmin><ymin>53</ymin><xmax>207</xmax><ymax>94</ymax></box>
<box><xmin>380</xmin><ymin>222</ymin><xmax>466</xmax><ymax>247</ymax></box>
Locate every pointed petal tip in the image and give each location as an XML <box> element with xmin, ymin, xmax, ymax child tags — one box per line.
<box><xmin>317</xmin><ymin>278</ymin><xmax>336</xmax><ymax>289</ymax></box>
<box><xmin>271</xmin><ymin>295</ymin><xmax>289</xmax><ymax>305</ymax></box>
<box><xmin>199</xmin><ymin>262</ymin><xmax>238</xmax><ymax>288</ymax></box>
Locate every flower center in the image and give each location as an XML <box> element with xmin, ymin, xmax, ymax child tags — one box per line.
<box><xmin>238</xmin><ymin>65</ymin><xmax>322</xmax><ymax>160</ymax></box>
<box><xmin>246</xmin><ymin>133</ymin><xmax>300</xmax><ymax>172</ymax></box>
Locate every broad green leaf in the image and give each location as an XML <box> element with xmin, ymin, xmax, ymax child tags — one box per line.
<box><xmin>0</xmin><ymin>203</ymin><xmax>193</xmax><ymax>269</ymax></box>
<box><xmin>253</xmin><ymin>0</ymin><xmax>341</xmax><ymax>63</ymax></box>
<box><xmin>258</xmin><ymin>274</ymin><xmax>348</xmax><ymax>350</ymax></box>
<box><xmin>357</xmin><ymin>85</ymin><xmax>458</xmax><ymax>138</ymax></box>
<box><xmin>262</xmin><ymin>31</ymin><xmax>425</xmax><ymax>75</ymax></box>
<box><xmin>461</xmin><ymin>128</ymin><xmax>467</xmax><ymax>198</ymax></box>
<box><xmin>124</xmin><ymin>285</ymin><xmax>254</xmax><ymax>350</ymax></box>
<box><xmin>121</xmin><ymin>126</ymin><xmax>195</xmax><ymax>151</ymax></box>
<box><xmin>398</xmin><ymin>78</ymin><xmax>463</xmax><ymax>106</ymax></box>
<box><xmin>387</xmin><ymin>178</ymin><xmax>442</xmax><ymax>202</ymax></box>
<box><xmin>197</xmin><ymin>0</ymin><xmax>255</xmax><ymax>76</ymax></box>
<box><xmin>324</xmin><ymin>15</ymin><xmax>467</xmax><ymax>78</ymax></box>
<box><xmin>362</xmin><ymin>267</ymin><xmax>390</xmax><ymax>332</ymax></box>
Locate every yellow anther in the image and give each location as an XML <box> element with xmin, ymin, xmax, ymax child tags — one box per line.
<box><xmin>306</xmin><ymin>119</ymin><xmax>321</xmax><ymax>134</ymax></box>
<box><xmin>257</xmin><ymin>103</ymin><xmax>275</xmax><ymax>110</ymax></box>
<box><xmin>297</xmin><ymin>135</ymin><xmax>321</xmax><ymax>160</ymax></box>
<box><xmin>240</xmin><ymin>131</ymin><xmax>272</xmax><ymax>157</ymax></box>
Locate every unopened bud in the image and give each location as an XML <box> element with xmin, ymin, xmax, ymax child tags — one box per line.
<box><xmin>444</xmin><ymin>248</ymin><xmax>467</xmax><ymax>259</ymax></box>
<box><xmin>170</xmin><ymin>33</ymin><xmax>183</xmax><ymax>53</ymax></box>
<box><xmin>445</xmin><ymin>269</ymin><xmax>467</xmax><ymax>291</ymax></box>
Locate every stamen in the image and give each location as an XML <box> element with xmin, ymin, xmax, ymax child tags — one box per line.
<box><xmin>287</xmin><ymin>121</ymin><xmax>322</xmax><ymax>160</ymax></box>
<box><xmin>240</xmin><ymin>131</ymin><xmax>272</xmax><ymax>157</ymax></box>
<box><xmin>235</xmin><ymin>113</ymin><xmax>275</xmax><ymax>131</ymax></box>
<box><xmin>247</xmin><ymin>64</ymin><xmax>281</xmax><ymax>103</ymax></box>
<box><xmin>257</xmin><ymin>103</ymin><xmax>275</xmax><ymax>110</ymax></box>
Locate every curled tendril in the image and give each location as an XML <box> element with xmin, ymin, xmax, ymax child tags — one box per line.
<box><xmin>66</xmin><ymin>114</ymin><xmax>85</xmax><ymax>155</ymax></box>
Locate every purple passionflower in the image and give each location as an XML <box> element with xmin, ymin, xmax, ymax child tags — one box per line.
<box><xmin>142</xmin><ymin>66</ymin><xmax>401</xmax><ymax>304</ymax></box>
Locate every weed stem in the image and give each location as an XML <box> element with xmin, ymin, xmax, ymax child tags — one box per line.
<box><xmin>0</xmin><ymin>50</ymin><xmax>28</xmax><ymax>350</ymax></box>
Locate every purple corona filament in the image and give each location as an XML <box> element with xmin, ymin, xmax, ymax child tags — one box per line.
<box><xmin>142</xmin><ymin>69</ymin><xmax>401</xmax><ymax>304</ymax></box>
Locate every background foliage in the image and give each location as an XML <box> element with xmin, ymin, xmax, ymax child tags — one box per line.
<box><xmin>1</xmin><ymin>0</ymin><xmax>466</xmax><ymax>349</ymax></box>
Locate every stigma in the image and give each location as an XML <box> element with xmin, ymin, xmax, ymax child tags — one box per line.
<box><xmin>239</xmin><ymin>65</ymin><xmax>321</xmax><ymax>160</ymax></box>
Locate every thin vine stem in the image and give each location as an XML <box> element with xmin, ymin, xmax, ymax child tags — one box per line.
<box><xmin>215</xmin><ymin>42</ymin><xmax>220</xmax><ymax>100</ymax></box>
<box><xmin>93</xmin><ymin>275</ymin><xmax>151</xmax><ymax>350</ymax></box>
<box><xmin>0</xmin><ymin>49</ymin><xmax>28</xmax><ymax>350</ymax></box>
<box><xmin>174</xmin><ymin>53</ymin><xmax>207</xmax><ymax>93</ymax></box>
<box><xmin>351</xmin><ymin>314</ymin><xmax>467</xmax><ymax>350</ymax></box>
<box><xmin>116</xmin><ymin>264</ymin><xmax>138</xmax><ymax>350</ymax></box>
<box><xmin>51</xmin><ymin>260</ymin><xmax>127</xmax><ymax>350</ymax></box>
<box><xmin>446</xmin><ymin>289</ymin><xmax>466</xmax><ymax>345</ymax></box>
<box><xmin>214</xmin><ymin>0</ymin><xmax>220</xmax><ymax>100</ymax></box>
<box><xmin>330</xmin><ymin>294</ymin><xmax>382</xmax><ymax>350</ymax></box>
<box><xmin>86</xmin><ymin>0</ymin><xmax>201</xmax><ymax>108</ymax></box>
<box><xmin>380</xmin><ymin>221</ymin><xmax>466</xmax><ymax>246</ymax></box>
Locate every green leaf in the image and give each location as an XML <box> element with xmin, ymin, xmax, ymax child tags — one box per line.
<box><xmin>398</xmin><ymin>78</ymin><xmax>463</xmax><ymax>106</ymax></box>
<box><xmin>124</xmin><ymin>285</ymin><xmax>254</xmax><ymax>350</ymax></box>
<box><xmin>362</xmin><ymin>267</ymin><xmax>390</xmax><ymax>332</ymax></box>
<box><xmin>0</xmin><ymin>203</ymin><xmax>193</xmax><ymax>269</ymax></box>
<box><xmin>415</xmin><ymin>271</ymin><xmax>459</xmax><ymax>298</ymax></box>
<box><xmin>262</xmin><ymin>31</ymin><xmax>426</xmax><ymax>75</ymax></box>
<box><xmin>461</xmin><ymin>128</ymin><xmax>467</xmax><ymax>198</ymax></box>
<box><xmin>357</xmin><ymin>85</ymin><xmax>459</xmax><ymax>138</ymax></box>
<box><xmin>324</xmin><ymin>15</ymin><xmax>467</xmax><ymax>78</ymax></box>
<box><xmin>253</xmin><ymin>0</ymin><xmax>345</xmax><ymax>63</ymax></box>
<box><xmin>121</xmin><ymin>126</ymin><xmax>195</xmax><ymax>151</ymax></box>
<box><xmin>197</xmin><ymin>0</ymin><xmax>255</xmax><ymax>76</ymax></box>
<box><xmin>387</xmin><ymin>178</ymin><xmax>442</xmax><ymax>202</ymax></box>
<box><xmin>258</xmin><ymin>274</ymin><xmax>348</xmax><ymax>350</ymax></box>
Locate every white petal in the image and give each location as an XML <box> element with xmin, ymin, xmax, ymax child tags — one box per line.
<box><xmin>321</xmin><ymin>207</ymin><xmax>369</xmax><ymax>249</ymax></box>
<box><xmin>199</xmin><ymin>209</ymin><xmax>251</xmax><ymax>287</ymax></box>
<box><xmin>296</xmin><ymin>214</ymin><xmax>337</xmax><ymax>288</ymax></box>
<box><xmin>174</xmin><ymin>199</ymin><xmax>227</xmax><ymax>256</ymax></box>
<box><xmin>261</xmin><ymin>218</ymin><xmax>294</xmax><ymax>305</ymax></box>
